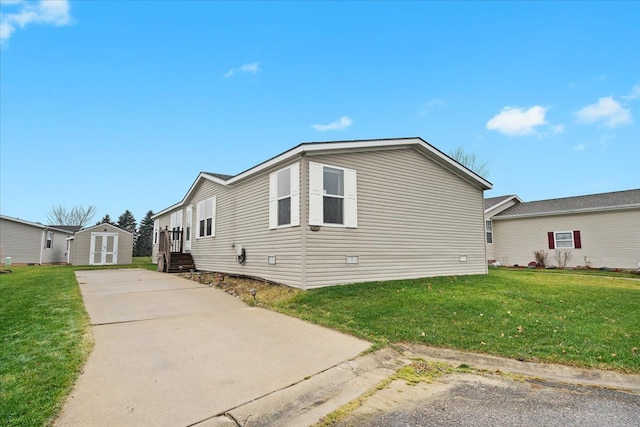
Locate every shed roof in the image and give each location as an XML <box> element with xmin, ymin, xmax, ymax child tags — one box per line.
<box><xmin>493</xmin><ymin>189</ymin><xmax>640</xmax><ymax>219</ymax></box>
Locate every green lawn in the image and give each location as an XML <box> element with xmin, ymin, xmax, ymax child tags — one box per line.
<box><xmin>0</xmin><ymin>258</ymin><xmax>155</xmax><ymax>426</ymax></box>
<box><xmin>1</xmin><ymin>264</ymin><xmax>638</xmax><ymax>426</ymax></box>
<box><xmin>0</xmin><ymin>266</ymin><xmax>92</xmax><ymax>427</ymax></box>
<box><xmin>271</xmin><ymin>268</ymin><xmax>639</xmax><ymax>373</ymax></box>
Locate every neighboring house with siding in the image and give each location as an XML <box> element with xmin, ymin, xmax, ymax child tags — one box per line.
<box><xmin>67</xmin><ymin>222</ymin><xmax>134</xmax><ymax>266</ymax></box>
<box><xmin>485</xmin><ymin>189</ymin><xmax>640</xmax><ymax>269</ymax></box>
<box><xmin>484</xmin><ymin>195</ymin><xmax>523</xmax><ymax>264</ymax></box>
<box><xmin>0</xmin><ymin>215</ymin><xmax>75</xmax><ymax>265</ymax></box>
<box><xmin>152</xmin><ymin>137</ymin><xmax>492</xmax><ymax>289</ymax></box>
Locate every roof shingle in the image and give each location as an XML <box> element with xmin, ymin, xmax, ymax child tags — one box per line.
<box><xmin>494</xmin><ymin>189</ymin><xmax>640</xmax><ymax>218</ymax></box>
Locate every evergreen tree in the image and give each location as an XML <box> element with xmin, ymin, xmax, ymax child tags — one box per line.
<box><xmin>97</xmin><ymin>214</ymin><xmax>115</xmax><ymax>226</ymax></box>
<box><xmin>134</xmin><ymin>210</ymin><xmax>154</xmax><ymax>257</ymax></box>
<box><xmin>117</xmin><ymin>210</ymin><xmax>137</xmax><ymax>234</ymax></box>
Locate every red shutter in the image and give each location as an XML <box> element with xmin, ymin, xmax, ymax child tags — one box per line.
<box><xmin>547</xmin><ymin>232</ymin><xmax>555</xmax><ymax>249</ymax></box>
<box><xmin>573</xmin><ymin>230</ymin><xmax>582</xmax><ymax>249</ymax></box>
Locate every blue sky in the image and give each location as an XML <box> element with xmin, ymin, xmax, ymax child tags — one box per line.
<box><xmin>1</xmin><ymin>1</ymin><xmax>638</xmax><ymax>226</ymax></box>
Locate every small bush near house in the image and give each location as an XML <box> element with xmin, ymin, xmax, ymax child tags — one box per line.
<box><xmin>554</xmin><ymin>249</ymin><xmax>572</xmax><ymax>269</ymax></box>
<box><xmin>533</xmin><ymin>250</ymin><xmax>549</xmax><ymax>268</ymax></box>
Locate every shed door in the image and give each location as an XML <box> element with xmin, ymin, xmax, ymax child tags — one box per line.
<box><xmin>90</xmin><ymin>233</ymin><xmax>119</xmax><ymax>265</ymax></box>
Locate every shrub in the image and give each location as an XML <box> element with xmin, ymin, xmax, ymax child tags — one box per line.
<box><xmin>554</xmin><ymin>249</ymin><xmax>572</xmax><ymax>269</ymax></box>
<box><xmin>533</xmin><ymin>250</ymin><xmax>549</xmax><ymax>268</ymax></box>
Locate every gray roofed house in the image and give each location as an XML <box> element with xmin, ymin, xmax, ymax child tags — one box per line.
<box><xmin>152</xmin><ymin>137</ymin><xmax>493</xmax><ymax>288</ymax></box>
<box><xmin>493</xmin><ymin>189</ymin><xmax>640</xmax><ymax>218</ymax></box>
<box><xmin>0</xmin><ymin>215</ymin><xmax>75</xmax><ymax>265</ymax></box>
<box><xmin>485</xmin><ymin>189</ymin><xmax>640</xmax><ymax>269</ymax></box>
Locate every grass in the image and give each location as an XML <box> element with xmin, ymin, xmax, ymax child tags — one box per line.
<box><xmin>267</xmin><ymin>269</ymin><xmax>639</xmax><ymax>373</ymax></box>
<box><xmin>2</xmin><ymin>263</ymin><xmax>638</xmax><ymax>426</ymax></box>
<box><xmin>0</xmin><ymin>257</ymin><xmax>155</xmax><ymax>426</ymax></box>
<box><xmin>0</xmin><ymin>266</ymin><xmax>92</xmax><ymax>427</ymax></box>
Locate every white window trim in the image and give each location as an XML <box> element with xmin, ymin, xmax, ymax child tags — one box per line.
<box><xmin>197</xmin><ymin>196</ymin><xmax>216</xmax><ymax>238</ymax></box>
<box><xmin>309</xmin><ymin>161</ymin><xmax>357</xmax><ymax>228</ymax></box>
<box><xmin>485</xmin><ymin>220</ymin><xmax>493</xmax><ymax>244</ymax></box>
<box><xmin>554</xmin><ymin>231</ymin><xmax>574</xmax><ymax>249</ymax></box>
<box><xmin>45</xmin><ymin>231</ymin><xmax>54</xmax><ymax>249</ymax></box>
<box><xmin>269</xmin><ymin>163</ymin><xmax>300</xmax><ymax>229</ymax></box>
<box><xmin>185</xmin><ymin>206</ymin><xmax>192</xmax><ymax>248</ymax></box>
<box><xmin>170</xmin><ymin>209</ymin><xmax>183</xmax><ymax>232</ymax></box>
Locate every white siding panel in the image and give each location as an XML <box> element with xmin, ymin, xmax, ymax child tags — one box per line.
<box><xmin>0</xmin><ymin>219</ymin><xmax>44</xmax><ymax>264</ymax></box>
<box><xmin>0</xmin><ymin>219</ymin><xmax>72</xmax><ymax>264</ymax></box>
<box><xmin>303</xmin><ymin>148</ymin><xmax>487</xmax><ymax>288</ymax></box>
<box><xmin>184</xmin><ymin>160</ymin><xmax>304</xmax><ymax>287</ymax></box>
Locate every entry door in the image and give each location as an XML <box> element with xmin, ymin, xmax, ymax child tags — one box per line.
<box><xmin>184</xmin><ymin>206</ymin><xmax>192</xmax><ymax>251</ymax></box>
<box><xmin>90</xmin><ymin>233</ymin><xmax>119</xmax><ymax>265</ymax></box>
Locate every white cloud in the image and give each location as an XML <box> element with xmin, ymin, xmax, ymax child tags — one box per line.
<box><xmin>312</xmin><ymin>116</ymin><xmax>353</xmax><ymax>131</ymax></box>
<box><xmin>621</xmin><ymin>84</ymin><xmax>640</xmax><ymax>100</ymax></box>
<box><xmin>575</xmin><ymin>96</ymin><xmax>631</xmax><ymax>127</ymax></box>
<box><xmin>224</xmin><ymin>62</ymin><xmax>260</xmax><ymax>78</ymax></box>
<box><xmin>573</xmin><ymin>143</ymin><xmax>586</xmax><ymax>151</ymax></box>
<box><xmin>486</xmin><ymin>105</ymin><xmax>547</xmax><ymax>136</ymax></box>
<box><xmin>0</xmin><ymin>0</ymin><xmax>71</xmax><ymax>44</ymax></box>
<box><xmin>418</xmin><ymin>98</ymin><xmax>444</xmax><ymax>116</ymax></box>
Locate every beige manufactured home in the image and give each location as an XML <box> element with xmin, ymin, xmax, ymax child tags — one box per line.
<box><xmin>485</xmin><ymin>189</ymin><xmax>640</xmax><ymax>269</ymax></box>
<box><xmin>0</xmin><ymin>215</ymin><xmax>75</xmax><ymax>265</ymax></box>
<box><xmin>153</xmin><ymin>138</ymin><xmax>492</xmax><ymax>289</ymax></box>
<box><xmin>67</xmin><ymin>222</ymin><xmax>134</xmax><ymax>266</ymax></box>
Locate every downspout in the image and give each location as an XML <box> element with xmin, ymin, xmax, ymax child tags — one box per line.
<box><xmin>300</xmin><ymin>153</ymin><xmax>308</xmax><ymax>290</ymax></box>
<box><xmin>39</xmin><ymin>228</ymin><xmax>46</xmax><ymax>265</ymax></box>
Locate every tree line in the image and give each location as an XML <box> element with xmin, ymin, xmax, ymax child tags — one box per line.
<box><xmin>47</xmin><ymin>205</ymin><xmax>154</xmax><ymax>257</ymax></box>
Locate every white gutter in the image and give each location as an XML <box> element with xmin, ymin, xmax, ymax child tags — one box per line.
<box><xmin>493</xmin><ymin>203</ymin><xmax>640</xmax><ymax>220</ymax></box>
<box><xmin>39</xmin><ymin>228</ymin><xmax>46</xmax><ymax>265</ymax></box>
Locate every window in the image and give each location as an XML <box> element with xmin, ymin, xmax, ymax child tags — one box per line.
<box><xmin>185</xmin><ymin>207</ymin><xmax>191</xmax><ymax>241</ymax></box>
<box><xmin>323</xmin><ymin>167</ymin><xmax>344</xmax><ymax>224</ymax></box>
<box><xmin>45</xmin><ymin>231</ymin><xmax>53</xmax><ymax>249</ymax></box>
<box><xmin>153</xmin><ymin>219</ymin><xmax>159</xmax><ymax>244</ymax></box>
<box><xmin>485</xmin><ymin>220</ymin><xmax>493</xmax><ymax>244</ymax></box>
<box><xmin>269</xmin><ymin>163</ymin><xmax>300</xmax><ymax>229</ymax></box>
<box><xmin>197</xmin><ymin>197</ymin><xmax>216</xmax><ymax>238</ymax></box>
<box><xmin>548</xmin><ymin>231</ymin><xmax>582</xmax><ymax>249</ymax></box>
<box><xmin>170</xmin><ymin>209</ymin><xmax>183</xmax><ymax>241</ymax></box>
<box><xmin>309</xmin><ymin>162</ymin><xmax>357</xmax><ymax>228</ymax></box>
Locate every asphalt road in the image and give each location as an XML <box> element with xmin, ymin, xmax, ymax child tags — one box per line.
<box><xmin>336</xmin><ymin>372</ymin><xmax>640</xmax><ymax>427</ymax></box>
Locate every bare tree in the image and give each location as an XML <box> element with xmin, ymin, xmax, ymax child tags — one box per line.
<box><xmin>47</xmin><ymin>204</ymin><xmax>97</xmax><ymax>227</ymax></box>
<box><xmin>449</xmin><ymin>146</ymin><xmax>489</xmax><ymax>178</ymax></box>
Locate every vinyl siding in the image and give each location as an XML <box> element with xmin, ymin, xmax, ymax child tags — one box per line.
<box><xmin>303</xmin><ymin>147</ymin><xmax>488</xmax><ymax>288</ymax></box>
<box><xmin>0</xmin><ymin>218</ymin><xmax>71</xmax><ymax>264</ymax></box>
<box><xmin>155</xmin><ymin>159</ymin><xmax>304</xmax><ymax>286</ymax></box>
<box><xmin>40</xmin><ymin>229</ymin><xmax>71</xmax><ymax>264</ymax></box>
<box><xmin>485</xmin><ymin>198</ymin><xmax>520</xmax><ymax>262</ymax></box>
<box><xmin>71</xmin><ymin>223</ymin><xmax>133</xmax><ymax>265</ymax></box>
<box><xmin>492</xmin><ymin>209</ymin><xmax>640</xmax><ymax>269</ymax></box>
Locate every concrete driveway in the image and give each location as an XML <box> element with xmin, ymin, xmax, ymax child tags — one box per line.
<box><xmin>55</xmin><ymin>269</ymin><xmax>370</xmax><ymax>427</ymax></box>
